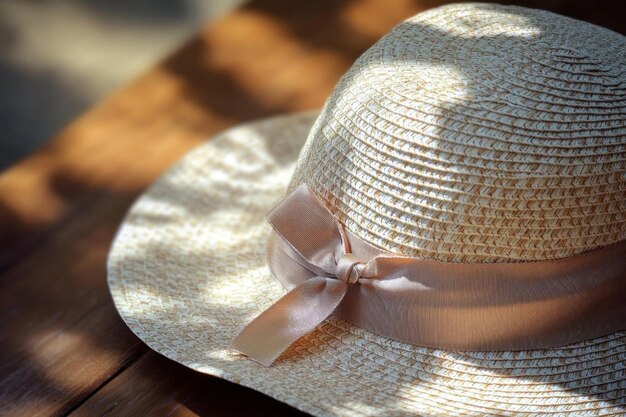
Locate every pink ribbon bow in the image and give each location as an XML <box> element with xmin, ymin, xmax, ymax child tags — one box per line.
<box><xmin>230</xmin><ymin>184</ymin><xmax>398</xmax><ymax>366</ymax></box>
<box><xmin>230</xmin><ymin>184</ymin><xmax>626</xmax><ymax>367</ymax></box>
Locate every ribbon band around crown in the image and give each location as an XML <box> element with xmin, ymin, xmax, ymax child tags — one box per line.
<box><xmin>230</xmin><ymin>184</ymin><xmax>626</xmax><ymax>366</ymax></box>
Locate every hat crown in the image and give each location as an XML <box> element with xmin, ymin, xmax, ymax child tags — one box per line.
<box><xmin>290</xmin><ymin>3</ymin><xmax>626</xmax><ymax>263</ymax></box>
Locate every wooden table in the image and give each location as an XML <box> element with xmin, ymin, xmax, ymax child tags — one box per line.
<box><xmin>1</xmin><ymin>1</ymin><xmax>623</xmax><ymax>415</ymax></box>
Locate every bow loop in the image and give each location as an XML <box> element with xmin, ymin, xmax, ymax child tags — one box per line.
<box><xmin>231</xmin><ymin>184</ymin><xmax>360</xmax><ymax>366</ymax></box>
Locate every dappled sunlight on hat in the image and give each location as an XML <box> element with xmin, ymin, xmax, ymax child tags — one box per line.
<box><xmin>108</xmin><ymin>3</ymin><xmax>626</xmax><ymax>415</ymax></box>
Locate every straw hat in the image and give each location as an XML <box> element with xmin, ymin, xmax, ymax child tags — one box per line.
<box><xmin>108</xmin><ymin>3</ymin><xmax>626</xmax><ymax>416</ymax></box>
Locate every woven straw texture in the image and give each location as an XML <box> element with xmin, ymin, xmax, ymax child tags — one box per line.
<box><xmin>290</xmin><ymin>3</ymin><xmax>626</xmax><ymax>263</ymax></box>
<box><xmin>108</xmin><ymin>112</ymin><xmax>626</xmax><ymax>416</ymax></box>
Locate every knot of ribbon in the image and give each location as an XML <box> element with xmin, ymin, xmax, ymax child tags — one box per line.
<box><xmin>336</xmin><ymin>254</ymin><xmax>364</xmax><ymax>284</ymax></box>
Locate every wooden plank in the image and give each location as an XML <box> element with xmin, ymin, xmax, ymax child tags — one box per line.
<box><xmin>70</xmin><ymin>351</ymin><xmax>309</xmax><ymax>417</ymax></box>
<box><xmin>0</xmin><ymin>192</ymin><xmax>147</xmax><ymax>417</ymax></box>
<box><xmin>0</xmin><ymin>305</ymin><xmax>145</xmax><ymax>417</ymax></box>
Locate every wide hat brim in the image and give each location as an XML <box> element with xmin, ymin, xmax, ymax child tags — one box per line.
<box><xmin>108</xmin><ymin>112</ymin><xmax>626</xmax><ymax>416</ymax></box>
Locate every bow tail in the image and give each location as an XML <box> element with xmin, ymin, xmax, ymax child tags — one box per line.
<box><xmin>230</xmin><ymin>276</ymin><xmax>348</xmax><ymax>366</ymax></box>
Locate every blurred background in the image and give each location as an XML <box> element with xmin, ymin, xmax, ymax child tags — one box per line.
<box><xmin>0</xmin><ymin>0</ymin><xmax>245</xmax><ymax>171</ymax></box>
<box><xmin>0</xmin><ymin>0</ymin><xmax>624</xmax><ymax>172</ymax></box>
